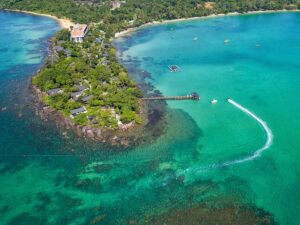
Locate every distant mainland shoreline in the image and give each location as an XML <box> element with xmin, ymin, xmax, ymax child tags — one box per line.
<box><xmin>115</xmin><ymin>9</ymin><xmax>300</xmax><ymax>38</ymax></box>
<box><xmin>3</xmin><ymin>8</ymin><xmax>300</xmax><ymax>36</ymax></box>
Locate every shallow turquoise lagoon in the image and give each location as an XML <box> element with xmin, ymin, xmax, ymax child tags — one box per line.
<box><xmin>115</xmin><ymin>12</ymin><xmax>300</xmax><ymax>225</ymax></box>
<box><xmin>1</xmin><ymin>11</ymin><xmax>300</xmax><ymax>225</ymax></box>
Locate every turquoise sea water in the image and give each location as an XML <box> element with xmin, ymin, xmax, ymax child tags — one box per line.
<box><xmin>1</xmin><ymin>11</ymin><xmax>300</xmax><ymax>225</ymax></box>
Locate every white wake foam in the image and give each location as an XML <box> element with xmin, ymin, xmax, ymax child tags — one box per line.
<box><xmin>183</xmin><ymin>99</ymin><xmax>273</xmax><ymax>174</ymax></box>
<box><xmin>212</xmin><ymin>99</ymin><xmax>273</xmax><ymax>168</ymax></box>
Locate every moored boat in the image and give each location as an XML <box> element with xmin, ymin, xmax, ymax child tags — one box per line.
<box><xmin>168</xmin><ymin>65</ymin><xmax>181</xmax><ymax>72</ymax></box>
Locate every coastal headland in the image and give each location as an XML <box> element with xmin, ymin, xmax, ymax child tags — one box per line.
<box><xmin>2</xmin><ymin>4</ymin><xmax>300</xmax><ymax>225</ymax></box>
<box><xmin>1</xmin><ymin>0</ymin><xmax>299</xmax><ymax>147</ymax></box>
<box><xmin>115</xmin><ymin>9</ymin><xmax>300</xmax><ymax>38</ymax></box>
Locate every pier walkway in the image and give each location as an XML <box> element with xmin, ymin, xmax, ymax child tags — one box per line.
<box><xmin>141</xmin><ymin>92</ymin><xmax>200</xmax><ymax>101</ymax></box>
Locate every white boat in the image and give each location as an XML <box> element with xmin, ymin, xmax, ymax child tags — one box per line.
<box><xmin>224</xmin><ymin>39</ymin><xmax>230</xmax><ymax>44</ymax></box>
<box><xmin>193</xmin><ymin>37</ymin><xmax>198</xmax><ymax>41</ymax></box>
<box><xmin>211</xmin><ymin>99</ymin><xmax>218</xmax><ymax>104</ymax></box>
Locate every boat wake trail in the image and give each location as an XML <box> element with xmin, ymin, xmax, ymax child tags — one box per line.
<box><xmin>213</xmin><ymin>99</ymin><xmax>273</xmax><ymax>167</ymax></box>
<box><xmin>184</xmin><ymin>99</ymin><xmax>273</xmax><ymax>173</ymax></box>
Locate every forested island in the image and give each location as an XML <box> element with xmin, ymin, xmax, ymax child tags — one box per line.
<box><xmin>0</xmin><ymin>0</ymin><xmax>299</xmax><ymax>142</ymax></box>
<box><xmin>33</xmin><ymin>26</ymin><xmax>142</xmax><ymax>129</ymax></box>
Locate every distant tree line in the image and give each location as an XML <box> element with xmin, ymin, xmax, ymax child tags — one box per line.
<box><xmin>1</xmin><ymin>0</ymin><xmax>299</xmax><ymax>37</ymax></box>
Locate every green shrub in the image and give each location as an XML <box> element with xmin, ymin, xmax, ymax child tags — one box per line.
<box><xmin>73</xmin><ymin>114</ymin><xmax>88</xmax><ymax>126</ymax></box>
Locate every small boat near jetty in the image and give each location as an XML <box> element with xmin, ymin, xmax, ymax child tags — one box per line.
<box><xmin>168</xmin><ymin>65</ymin><xmax>181</xmax><ymax>72</ymax></box>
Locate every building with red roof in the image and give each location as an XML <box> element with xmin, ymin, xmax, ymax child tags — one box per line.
<box><xmin>71</xmin><ymin>24</ymin><xmax>88</xmax><ymax>43</ymax></box>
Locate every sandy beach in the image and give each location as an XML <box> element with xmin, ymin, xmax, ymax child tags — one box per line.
<box><xmin>115</xmin><ymin>9</ymin><xmax>300</xmax><ymax>38</ymax></box>
<box><xmin>3</xmin><ymin>9</ymin><xmax>74</xmax><ymax>29</ymax></box>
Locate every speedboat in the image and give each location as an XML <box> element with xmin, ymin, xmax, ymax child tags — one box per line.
<box><xmin>211</xmin><ymin>99</ymin><xmax>218</xmax><ymax>104</ymax></box>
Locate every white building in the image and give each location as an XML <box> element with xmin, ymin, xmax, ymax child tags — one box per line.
<box><xmin>111</xmin><ymin>1</ymin><xmax>125</xmax><ymax>10</ymax></box>
<box><xmin>71</xmin><ymin>24</ymin><xmax>88</xmax><ymax>43</ymax></box>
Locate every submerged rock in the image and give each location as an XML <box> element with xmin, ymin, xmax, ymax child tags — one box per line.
<box><xmin>144</xmin><ymin>204</ymin><xmax>277</xmax><ymax>225</ymax></box>
<box><xmin>86</xmin><ymin>129</ymin><xmax>95</xmax><ymax>138</ymax></box>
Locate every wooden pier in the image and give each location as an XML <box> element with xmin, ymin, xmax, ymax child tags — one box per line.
<box><xmin>141</xmin><ymin>92</ymin><xmax>200</xmax><ymax>101</ymax></box>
